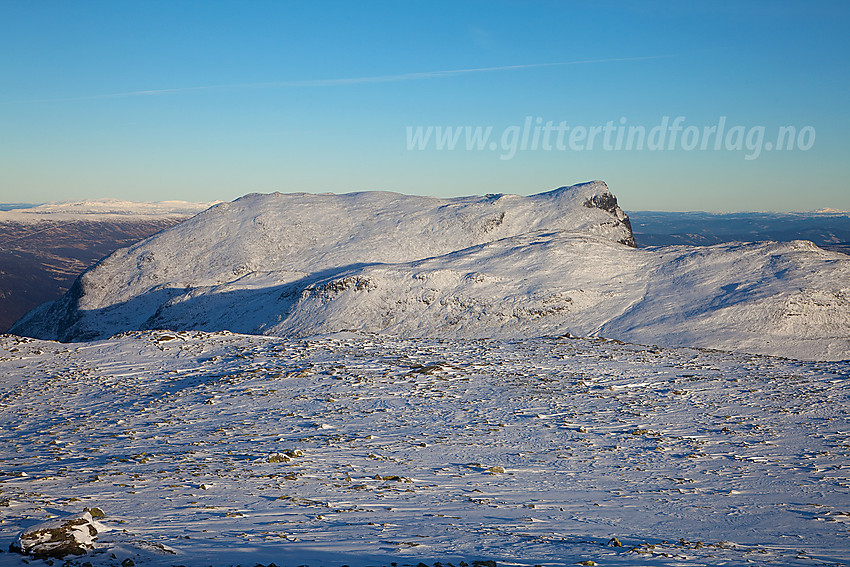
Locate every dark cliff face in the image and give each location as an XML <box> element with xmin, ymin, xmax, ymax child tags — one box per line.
<box><xmin>583</xmin><ymin>193</ymin><xmax>636</xmax><ymax>248</ymax></box>
<box><xmin>583</xmin><ymin>192</ymin><xmax>621</xmax><ymax>215</ymax></box>
<box><xmin>619</xmin><ymin>216</ymin><xmax>636</xmax><ymax>247</ymax></box>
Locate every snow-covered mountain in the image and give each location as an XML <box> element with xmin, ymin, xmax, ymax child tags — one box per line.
<box><xmin>11</xmin><ymin>181</ymin><xmax>850</xmax><ymax>361</ymax></box>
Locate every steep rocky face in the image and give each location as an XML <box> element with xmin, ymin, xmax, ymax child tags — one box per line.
<box><xmin>584</xmin><ymin>192</ymin><xmax>635</xmax><ymax>247</ymax></box>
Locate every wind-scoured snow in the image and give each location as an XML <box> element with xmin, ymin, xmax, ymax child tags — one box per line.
<box><xmin>0</xmin><ymin>330</ymin><xmax>847</xmax><ymax>566</ymax></box>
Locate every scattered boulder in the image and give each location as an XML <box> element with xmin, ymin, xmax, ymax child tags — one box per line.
<box><xmin>373</xmin><ymin>474</ymin><xmax>412</xmax><ymax>482</ymax></box>
<box><xmin>9</xmin><ymin>510</ymin><xmax>105</xmax><ymax>559</ymax></box>
<box><xmin>267</xmin><ymin>449</ymin><xmax>303</xmax><ymax>463</ymax></box>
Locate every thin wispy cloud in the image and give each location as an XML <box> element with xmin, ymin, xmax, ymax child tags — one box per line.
<box><xmin>4</xmin><ymin>54</ymin><xmax>672</xmax><ymax>104</ymax></box>
<box><xmin>281</xmin><ymin>55</ymin><xmax>671</xmax><ymax>87</ymax></box>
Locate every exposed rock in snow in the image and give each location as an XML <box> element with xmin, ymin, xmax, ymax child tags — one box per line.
<box><xmin>10</xmin><ymin>510</ymin><xmax>105</xmax><ymax>559</ymax></box>
<box><xmin>10</xmin><ymin>181</ymin><xmax>850</xmax><ymax>360</ymax></box>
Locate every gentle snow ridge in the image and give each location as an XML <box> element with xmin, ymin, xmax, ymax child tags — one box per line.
<box><xmin>10</xmin><ymin>181</ymin><xmax>850</xmax><ymax>361</ymax></box>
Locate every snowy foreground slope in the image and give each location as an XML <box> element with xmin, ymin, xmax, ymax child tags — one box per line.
<box><xmin>10</xmin><ymin>182</ymin><xmax>850</xmax><ymax>361</ymax></box>
<box><xmin>0</xmin><ymin>330</ymin><xmax>848</xmax><ymax>566</ymax></box>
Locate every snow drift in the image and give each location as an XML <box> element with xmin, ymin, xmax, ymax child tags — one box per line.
<box><xmin>11</xmin><ymin>181</ymin><xmax>850</xmax><ymax>360</ymax></box>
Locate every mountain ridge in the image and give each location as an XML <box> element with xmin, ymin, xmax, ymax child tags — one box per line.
<box><xmin>11</xmin><ymin>181</ymin><xmax>850</xmax><ymax>361</ymax></box>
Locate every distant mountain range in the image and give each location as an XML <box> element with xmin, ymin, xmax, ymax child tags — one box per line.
<box><xmin>630</xmin><ymin>210</ymin><xmax>850</xmax><ymax>254</ymax></box>
<box><xmin>9</xmin><ymin>183</ymin><xmax>849</xmax><ymax>360</ymax></box>
<box><xmin>0</xmin><ymin>204</ymin><xmax>36</xmax><ymax>212</ymax></box>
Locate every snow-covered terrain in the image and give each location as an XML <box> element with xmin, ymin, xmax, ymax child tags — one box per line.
<box><xmin>11</xmin><ymin>182</ymin><xmax>850</xmax><ymax>361</ymax></box>
<box><xmin>2</xmin><ymin>182</ymin><xmax>849</xmax><ymax>566</ymax></box>
<box><xmin>0</xmin><ymin>330</ymin><xmax>847</xmax><ymax>566</ymax></box>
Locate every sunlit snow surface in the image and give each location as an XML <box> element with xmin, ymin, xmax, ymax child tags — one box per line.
<box><xmin>0</xmin><ymin>331</ymin><xmax>848</xmax><ymax>566</ymax></box>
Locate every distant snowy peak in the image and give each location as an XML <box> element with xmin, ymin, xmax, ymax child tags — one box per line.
<box><xmin>0</xmin><ymin>199</ymin><xmax>217</xmax><ymax>222</ymax></box>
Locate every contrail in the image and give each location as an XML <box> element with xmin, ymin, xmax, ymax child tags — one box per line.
<box><xmin>6</xmin><ymin>54</ymin><xmax>672</xmax><ymax>103</ymax></box>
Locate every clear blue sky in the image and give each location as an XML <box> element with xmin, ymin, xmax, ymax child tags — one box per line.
<box><xmin>1</xmin><ymin>1</ymin><xmax>848</xmax><ymax>211</ymax></box>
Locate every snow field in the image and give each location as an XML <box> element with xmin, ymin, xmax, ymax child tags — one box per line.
<box><xmin>0</xmin><ymin>330</ymin><xmax>847</xmax><ymax>566</ymax></box>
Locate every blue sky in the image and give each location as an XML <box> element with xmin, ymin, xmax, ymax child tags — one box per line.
<box><xmin>1</xmin><ymin>1</ymin><xmax>848</xmax><ymax>211</ymax></box>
